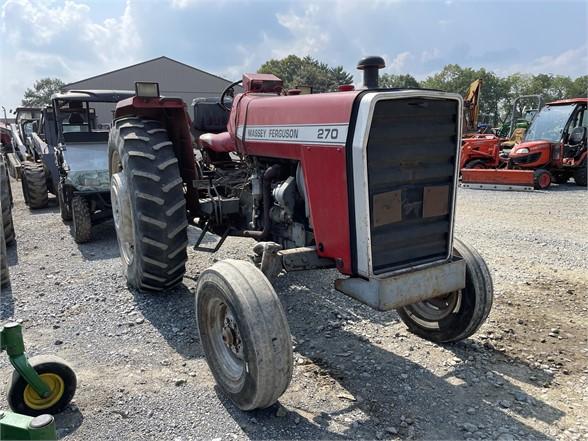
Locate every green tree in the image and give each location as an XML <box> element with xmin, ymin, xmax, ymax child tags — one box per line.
<box><xmin>379</xmin><ymin>73</ymin><xmax>420</xmax><ymax>88</ymax></box>
<box><xmin>258</xmin><ymin>55</ymin><xmax>353</xmax><ymax>93</ymax></box>
<box><xmin>22</xmin><ymin>78</ymin><xmax>65</xmax><ymax>107</ymax></box>
<box><xmin>569</xmin><ymin>75</ymin><xmax>588</xmax><ymax>97</ymax></box>
<box><xmin>421</xmin><ymin>65</ymin><xmax>509</xmax><ymax>125</ymax></box>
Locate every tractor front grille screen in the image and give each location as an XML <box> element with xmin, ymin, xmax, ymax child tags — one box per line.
<box><xmin>367</xmin><ymin>97</ymin><xmax>459</xmax><ymax>274</ymax></box>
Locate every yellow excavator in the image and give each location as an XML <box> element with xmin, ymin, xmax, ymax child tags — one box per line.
<box><xmin>463</xmin><ymin>79</ymin><xmax>482</xmax><ymax>135</ymax></box>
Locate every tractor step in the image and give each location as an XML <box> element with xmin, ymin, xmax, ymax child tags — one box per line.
<box><xmin>461</xmin><ymin>168</ymin><xmax>535</xmax><ymax>191</ymax></box>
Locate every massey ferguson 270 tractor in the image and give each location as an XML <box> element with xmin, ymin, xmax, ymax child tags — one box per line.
<box><xmin>108</xmin><ymin>57</ymin><xmax>493</xmax><ymax>410</ymax></box>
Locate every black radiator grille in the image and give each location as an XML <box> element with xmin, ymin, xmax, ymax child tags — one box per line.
<box><xmin>367</xmin><ymin>97</ymin><xmax>459</xmax><ymax>274</ymax></box>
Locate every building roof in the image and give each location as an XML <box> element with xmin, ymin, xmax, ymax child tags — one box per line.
<box><xmin>52</xmin><ymin>90</ymin><xmax>135</xmax><ymax>103</ymax></box>
<box><xmin>64</xmin><ymin>56</ymin><xmax>234</xmax><ymax>88</ymax></box>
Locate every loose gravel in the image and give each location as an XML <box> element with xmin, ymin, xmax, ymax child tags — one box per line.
<box><xmin>1</xmin><ymin>181</ymin><xmax>587</xmax><ymax>441</ymax></box>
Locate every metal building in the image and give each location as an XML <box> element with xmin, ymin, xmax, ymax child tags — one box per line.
<box><xmin>63</xmin><ymin>56</ymin><xmax>238</xmax><ymax>124</ymax></box>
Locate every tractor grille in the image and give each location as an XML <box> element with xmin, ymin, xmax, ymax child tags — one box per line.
<box><xmin>366</xmin><ymin>97</ymin><xmax>459</xmax><ymax>275</ymax></box>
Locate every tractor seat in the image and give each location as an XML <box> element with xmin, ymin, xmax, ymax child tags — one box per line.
<box><xmin>199</xmin><ymin>132</ymin><xmax>235</xmax><ymax>153</ymax></box>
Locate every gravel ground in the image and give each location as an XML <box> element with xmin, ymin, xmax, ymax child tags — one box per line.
<box><xmin>1</xmin><ymin>181</ymin><xmax>587</xmax><ymax>441</ymax></box>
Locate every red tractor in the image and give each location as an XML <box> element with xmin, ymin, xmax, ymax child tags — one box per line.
<box><xmin>107</xmin><ymin>57</ymin><xmax>493</xmax><ymax>410</ymax></box>
<box><xmin>462</xmin><ymin>98</ymin><xmax>587</xmax><ymax>189</ymax></box>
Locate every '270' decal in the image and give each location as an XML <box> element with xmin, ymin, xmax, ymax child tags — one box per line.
<box><xmin>236</xmin><ymin>124</ymin><xmax>348</xmax><ymax>145</ymax></box>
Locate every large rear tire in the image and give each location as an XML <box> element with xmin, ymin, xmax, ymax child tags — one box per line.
<box><xmin>21</xmin><ymin>161</ymin><xmax>48</xmax><ymax>209</ymax></box>
<box><xmin>396</xmin><ymin>239</ymin><xmax>494</xmax><ymax>343</ymax></box>
<box><xmin>0</xmin><ymin>221</ymin><xmax>9</xmax><ymax>287</ymax></box>
<box><xmin>108</xmin><ymin>117</ymin><xmax>188</xmax><ymax>291</ymax></box>
<box><xmin>196</xmin><ymin>259</ymin><xmax>293</xmax><ymax>410</ymax></box>
<box><xmin>0</xmin><ymin>157</ymin><xmax>15</xmax><ymax>245</ymax></box>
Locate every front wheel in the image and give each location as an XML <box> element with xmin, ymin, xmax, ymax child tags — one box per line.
<box><xmin>396</xmin><ymin>239</ymin><xmax>494</xmax><ymax>343</ymax></box>
<box><xmin>6</xmin><ymin>355</ymin><xmax>77</xmax><ymax>416</ymax></box>
<box><xmin>58</xmin><ymin>183</ymin><xmax>72</xmax><ymax>221</ymax></box>
<box><xmin>574</xmin><ymin>163</ymin><xmax>587</xmax><ymax>186</ymax></box>
<box><xmin>196</xmin><ymin>259</ymin><xmax>293</xmax><ymax>410</ymax></box>
<box><xmin>463</xmin><ymin>159</ymin><xmax>488</xmax><ymax>169</ymax></box>
<box><xmin>71</xmin><ymin>196</ymin><xmax>92</xmax><ymax>243</ymax></box>
<box><xmin>533</xmin><ymin>168</ymin><xmax>551</xmax><ymax>190</ymax></box>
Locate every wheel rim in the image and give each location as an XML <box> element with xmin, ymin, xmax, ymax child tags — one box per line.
<box><xmin>23</xmin><ymin>373</ymin><xmax>64</xmax><ymax>410</ymax></box>
<box><xmin>111</xmin><ymin>172</ymin><xmax>135</xmax><ymax>265</ymax></box>
<box><xmin>403</xmin><ymin>291</ymin><xmax>462</xmax><ymax>329</ymax></box>
<box><xmin>539</xmin><ymin>173</ymin><xmax>550</xmax><ymax>188</ymax></box>
<box><xmin>207</xmin><ymin>296</ymin><xmax>245</xmax><ymax>384</ymax></box>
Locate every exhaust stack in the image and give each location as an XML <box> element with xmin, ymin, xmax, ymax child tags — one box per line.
<box><xmin>357</xmin><ymin>56</ymin><xmax>385</xmax><ymax>89</ymax></box>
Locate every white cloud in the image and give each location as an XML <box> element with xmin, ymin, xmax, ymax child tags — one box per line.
<box><xmin>273</xmin><ymin>4</ymin><xmax>330</xmax><ymax>58</ymax></box>
<box><xmin>0</xmin><ymin>0</ymin><xmax>142</xmax><ymax>111</ymax></box>
<box><xmin>499</xmin><ymin>46</ymin><xmax>588</xmax><ymax>77</ymax></box>
<box><xmin>386</xmin><ymin>51</ymin><xmax>412</xmax><ymax>73</ymax></box>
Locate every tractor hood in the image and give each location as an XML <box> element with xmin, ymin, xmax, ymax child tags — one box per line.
<box><xmin>509</xmin><ymin>140</ymin><xmax>551</xmax><ymax>157</ymax></box>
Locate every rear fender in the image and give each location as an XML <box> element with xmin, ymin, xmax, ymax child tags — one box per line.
<box><xmin>114</xmin><ymin>96</ymin><xmax>199</xmax><ymax>215</ymax></box>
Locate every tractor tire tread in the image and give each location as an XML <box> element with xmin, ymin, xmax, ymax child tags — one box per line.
<box><xmin>0</xmin><ymin>158</ymin><xmax>15</xmax><ymax>245</ymax></box>
<box><xmin>109</xmin><ymin>117</ymin><xmax>187</xmax><ymax>291</ymax></box>
<box><xmin>22</xmin><ymin>161</ymin><xmax>48</xmax><ymax>209</ymax></box>
<box><xmin>71</xmin><ymin>196</ymin><xmax>92</xmax><ymax>243</ymax></box>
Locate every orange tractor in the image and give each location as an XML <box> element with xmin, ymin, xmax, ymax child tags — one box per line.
<box><xmin>461</xmin><ymin>98</ymin><xmax>587</xmax><ymax>190</ymax></box>
<box><xmin>460</xmin><ymin>95</ymin><xmax>542</xmax><ymax>170</ymax></box>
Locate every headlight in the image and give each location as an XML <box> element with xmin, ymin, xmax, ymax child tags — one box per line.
<box><xmin>515</xmin><ymin>148</ymin><xmax>529</xmax><ymax>154</ymax></box>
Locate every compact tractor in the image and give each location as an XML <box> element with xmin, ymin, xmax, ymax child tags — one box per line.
<box><xmin>462</xmin><ymin>98</ymin><xmax>587</xmax><ymax>190</ymax></box>
<box><xmin>108</xmin><ymin>57</ymin><xmax>493</xmax><ymax>411</ymax></box>
<box><xmin>460</xmin><ymin>95</ymin><xmax>543</xmax><ymax>171</ymax></box>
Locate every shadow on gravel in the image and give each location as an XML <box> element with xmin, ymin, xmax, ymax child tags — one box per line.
<box><xmin>53</xmin><ymin>403</ymin><xmax>84</xmax><ymax>438</ymax></box>
<box><xmin>131</xmin><ymin>283</ymin><xmax>203</xmax><ymax>359</ymax></box>
<box><xmin>27</xmin><ymin>198</ymin><xmax>60</xmax><ymax>215</ymax></box>
<box><xmin>0</xmin><ymin>282</ymin><xmax>14</xmax><ymax>320</ymax></box>
<box><xmin>216</xmin><ymin>386</ymin><xmax>348</xmax><ymax>440</ymax></box>
<box><xmin>447</xmin><ymin>342</ymin><xmax>555</xmax><ymax>388</ymax></box>
<box><xmin>75</xmin><ymin>222</ymin><xmax>120</xmax><ymax>261</ymax></box>
<box><xmin>6</xmin><ymin>241</ymin><xmax>18</xmax><ymax>266</ymax></box>
<box><xmin>548</xmin><ymin>183</ymin><xmax>586</xmax><ymax>192</ymax></box>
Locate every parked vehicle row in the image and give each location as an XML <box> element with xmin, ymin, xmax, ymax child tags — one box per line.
<box><xmin>2</xmin><ymin>90</ymin><xmax>133</xmax><ymax>243</ymax></box>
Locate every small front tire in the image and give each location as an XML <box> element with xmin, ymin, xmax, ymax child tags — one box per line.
<box><xmin>71</xmin><ymin>196</ymin><xmax>92</xmax><ymax>243</ymax></box>
<box><xmin>6</xmin><ymin>355</ymin><xmax>77</xmax><ymax>416</ymax></box>
<box><xmin>396</xmin><ymin>239</ymin><xmax>493</xmax><ymax>343</ymax></box>
<box><xmin>574</xmin><ymin>163</ymin><xmax>587</xmax><ymax>187</ymax></box>
<box><xmin>533</xmin><ymin>168</ymin><xmax>551</xmax><ymax>190</ymax></box>
<box><xmin>58</xmin><ymin>183</ymin><xmax>72</xmax><ymax>222</ymax></box>
<box><xmin>196</xmin><ymin>259</ymin><xmax>293</xmax><ymax>410</ymax></box>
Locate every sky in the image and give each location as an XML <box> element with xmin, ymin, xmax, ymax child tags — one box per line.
<box><xmin>0</xmin><ymin>0</ymin><xmax>587</xmax><ymax>112</ymax></box>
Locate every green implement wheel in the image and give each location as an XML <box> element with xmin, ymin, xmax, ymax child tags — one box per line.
<box><xmin>6</xmin><ymin>355</ymin><xmax>77</xmax><ymax>417</ymax></box>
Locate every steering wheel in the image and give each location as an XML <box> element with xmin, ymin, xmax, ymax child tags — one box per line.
<box><xmin>219</xmin><ymin>80</ymin><xmax>242</xmax><ymax>112</ymax></box>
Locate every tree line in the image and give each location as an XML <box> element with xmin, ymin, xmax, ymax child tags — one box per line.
<box><xmin>20</xmin><ymin>55</ymin><xmax>587</xmax><ymax>127</ymax></box>
<box><xmin>259</xmin><ymin>56</ymin><xmax>587</xmax><ymax>126</ymax></box>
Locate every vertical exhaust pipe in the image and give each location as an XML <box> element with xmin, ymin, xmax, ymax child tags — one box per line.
<box><xmin>357</xmin><ymin>56</ymin><xmax>386</xmax><ymax>89</ymax></box>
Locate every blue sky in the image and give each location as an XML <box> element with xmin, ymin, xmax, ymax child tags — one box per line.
<box><xmin>1</xmin><ymin>0</ymin><xmax>586</xmax><ymax>111</ymax></box>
